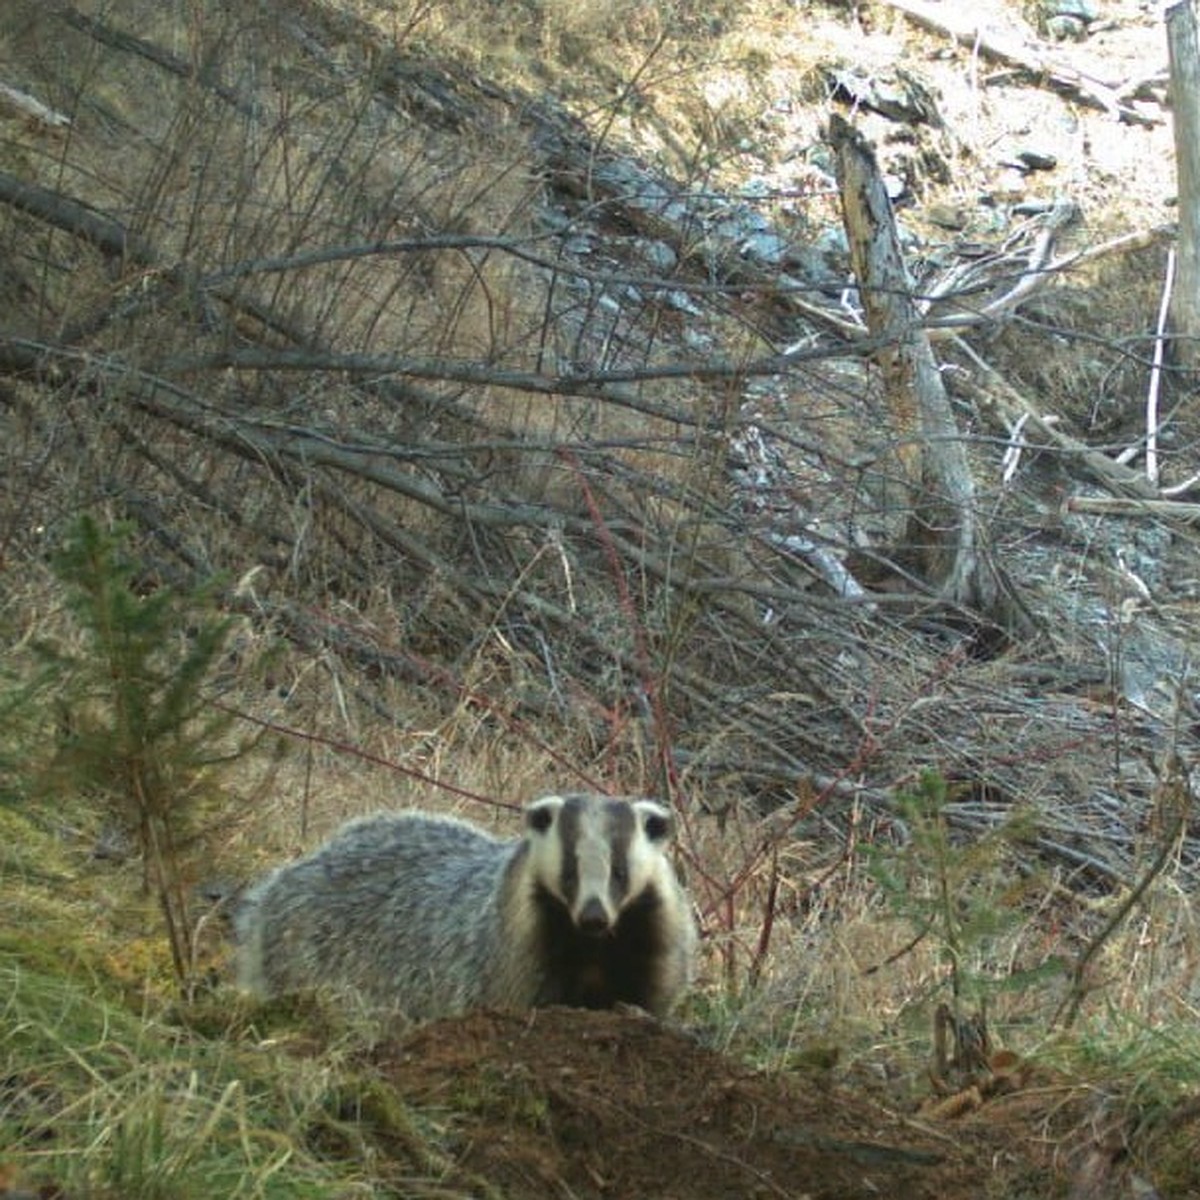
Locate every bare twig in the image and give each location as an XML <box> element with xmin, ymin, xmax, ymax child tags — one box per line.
<box><xmin>0</xmin><ymin>81</ymin><xmax>71</xmax><ymax>131</ymax></box>
<box><xmin>1053</xmin><ymin>765</ymin><xmax>1191</xmax><ymax>1029</ymax></box>
<box><xmin>1146</xmin><ymin>246</ymin><xmax>1176</xmax><ymax>485</ymax></box>
<box><xmin>882</xmin><ymin>0</ymin><xmax>1162</xmax><ymax>126</ymax></box>
<box><xmin>950</xmin><ymin>337</ymin><xmax>1162</xmax><ymax>500</ymax></box>
<box><xmin>1065</xmin><ymin>495</ymin><xmax>1200</xmax><ymax>522</ymax></box>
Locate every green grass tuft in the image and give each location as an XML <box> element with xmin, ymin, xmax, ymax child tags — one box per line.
<box><xmin>0</xmin><ymin>953</ymin><xmax>445</xmax><ymax>1199</ymax></box>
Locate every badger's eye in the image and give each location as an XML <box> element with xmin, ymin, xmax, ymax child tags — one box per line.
<box><xmin>644</xmin><ymin>813</ymin><xmax>669</xmax><ymax>841</ymax></box>
<box><xmin>527</xmin><ymin>806</ymin><xmax>555</xmax><ymax>833</ymax></box>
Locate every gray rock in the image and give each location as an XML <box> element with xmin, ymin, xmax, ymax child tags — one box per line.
<box><xmin>814</xmin><ymin>225</ymin><xmax>849</xmax><ymax>264</ymax></box>
<box><xmin>1051</xmin><ymin>0</ymin><xmax>1098</xmax><ymax>19</ymax></box>
<box><xmin>639</xmin><ymin>239</ymin><xmax>677</xmax><ymax>272</ymax></box>
<box><xmin>740</xmin><ymin>231</ymin><xmax>790</xmax><ymax>266</ymax></box>
<box><xmin>1046</xmin><ymin>14</ymin><xmax>1088</xmax><ymax>40</ymax></box>
<box><xmin>1015</xmin><ymin>149</ymin><xmax>1058</xmax><ymax>172</ymax></box>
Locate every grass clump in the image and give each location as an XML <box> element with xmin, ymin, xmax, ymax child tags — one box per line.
<box><xmin>0</xmin><ymin>952</ymin><xmax>446</xmax><ymax>1199</ymax></box>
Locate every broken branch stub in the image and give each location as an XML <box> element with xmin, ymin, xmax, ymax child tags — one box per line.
<box><xmin>828</xmin><ymin>113</ymin><xmax>1001</xmax><ymax>621</ymax></box>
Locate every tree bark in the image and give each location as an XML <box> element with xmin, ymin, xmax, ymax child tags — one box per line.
<box><xmin>829</xmin><ymin>114</ymin><xmax>1001</xmax><ymax>618</ymax></box>
<box><xmin>1167</xmin><ymin>0</ymin><xmax>1200</xmax><ymax>373</ymax></box>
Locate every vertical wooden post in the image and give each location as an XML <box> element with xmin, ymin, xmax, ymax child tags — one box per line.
<box><xmin>1167</xmin><ymin>0</ymin><xmax>1200</xmax><ymax>372</ymax></box>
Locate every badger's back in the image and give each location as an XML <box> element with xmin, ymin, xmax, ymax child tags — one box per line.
<box><xmin>235</xmin><ymin>812</ymin><xmax>517</xmax><ymax>1015</ymax></box>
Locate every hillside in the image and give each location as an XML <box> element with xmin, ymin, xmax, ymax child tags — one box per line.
<box><xmin>2</xmin><ymin>0</ymin><xmax>1200</xmax><ymax>1196</ymax></box>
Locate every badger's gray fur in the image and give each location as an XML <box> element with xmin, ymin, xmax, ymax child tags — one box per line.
<box><xmin>235</xmin><ymin>793</ymin><xmax>697</xmax><ymax>1018</ymax></box>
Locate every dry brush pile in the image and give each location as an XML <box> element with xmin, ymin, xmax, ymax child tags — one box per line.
<box><xmin>1</xmin><ymin>0</ymin><xmax>1198</xmax><ymax>1020</ymax></box>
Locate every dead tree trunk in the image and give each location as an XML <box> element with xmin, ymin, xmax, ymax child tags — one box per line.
<box><xmin>828</xmin><ymin>113</ymin><xmax>1001</xmax><ymax>618</ymax></box>
<box><xmin>1167</xmin><ymin>0</ymin><xmax>1200</xmax><ymax>372</ymax></box>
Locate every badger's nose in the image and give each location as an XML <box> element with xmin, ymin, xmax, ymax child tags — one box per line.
<box><xmin>577</xmin><ymin>897</ymin><xmax>611</xmax><ymax>936</ymax></box>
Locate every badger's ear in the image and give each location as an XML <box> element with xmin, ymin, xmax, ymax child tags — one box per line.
<box><xmin>525</xmin><ymin>795</ymin><xmax>564</xmax><ymax>834</ymax></box>
<box><xmin>636</xmin><ymin>800</ymin><xmax>674</xmax><ymax>843</ymax></box>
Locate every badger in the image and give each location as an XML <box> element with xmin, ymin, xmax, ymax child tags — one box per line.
<box><xmin>234</xmin><ymin>793</ymin><xmax>697</xmax><ymax>1018</ymax></box>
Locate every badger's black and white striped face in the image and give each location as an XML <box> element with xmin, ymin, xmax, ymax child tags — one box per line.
<box><xmin>524</xmin><ymin>794</ymin><xmax>674</xmax><ymax>936</ymax></box>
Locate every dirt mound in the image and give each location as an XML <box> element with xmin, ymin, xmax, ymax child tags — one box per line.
<box><xmin>368</xmin><ymin>1007</ymin><xmax>1053</xmax><ymax>1200</ymax></box>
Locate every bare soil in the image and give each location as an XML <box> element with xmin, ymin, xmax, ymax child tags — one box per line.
<box><xmin>363</xmin><ymin>1007</ymin><xmax>1191</xmax><ymax>1200</ymax></box>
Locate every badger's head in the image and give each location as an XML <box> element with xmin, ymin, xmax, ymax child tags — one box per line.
<box><xmin>524</xmin><ymin>793</ymin><xmax>675</xmax><ymax>936</ymax></box>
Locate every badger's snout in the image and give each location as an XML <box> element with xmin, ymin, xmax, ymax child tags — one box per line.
<box><xmin>576</xmin><ymin>896</ymin><xmax>613</xmax><ymax>936</ymax></box>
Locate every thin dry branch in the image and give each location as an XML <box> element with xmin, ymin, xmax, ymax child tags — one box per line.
<box><xmin>949</xmin><ymin>336</ymin><xmax>1163</xmax><ymax>500</ymax></box>
<box><xmin>57</xmin><ymin>5</ymin><xmax>258</xmax><ymax>115</ymax></box>
<box><xmin>0</xmin><ymin>170</ymin><xmax>154</xmax><ymax>264</ymax></box>
<box><xmin>882</xmin><ymin>0</ymin><xmax>1161</xmax><ymax>126</ymax></box>
<box><xmin>0</xmin><ymin>81</ymin><xmax>71</xmax><ymax>131</ymax></box>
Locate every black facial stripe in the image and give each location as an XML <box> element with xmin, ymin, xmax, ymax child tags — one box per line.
<box><xmin>558</xmin><ymin>797</ymin><xmax>581</xmax><ymax>904</ymax></box>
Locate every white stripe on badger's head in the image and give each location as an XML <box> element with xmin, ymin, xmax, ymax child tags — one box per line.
<box><xmin>524</xmin><ymin>794</ymin><xmax>675</xmax><ymax>936</ymax></box>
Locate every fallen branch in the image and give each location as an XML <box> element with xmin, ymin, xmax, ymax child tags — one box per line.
<box><xmin>1046</xmin><ymin>224</ymin><xmax>1174</xmax><ymax>275</ymax></box>
<box><xmin>926</xmin><ymin>201</ymin><xmax>1079</xmax><ymax>338</ymax></box>
<box><xmin>883</xmin><ymin>0</ymin><xmax>1161</xmax><ymax>126</ymax></box>
<box><xmin>1065</xmin><ymin>495</ymin><xmax>1200</xmax><ymax>522</ymax></box>
<box><xmin>950</xmin><ymin>336</ymin><xmax>1162</xmax><ymax>500</ymax></box>
<box><xmin>57</xmin><ymin>5</ymin><xmax>258</xmax><ymax>116</ymax></box>
<box><xmin>0</xmin><ymin>169</ymin><xmax>153</xmax><ymax>263</ymax></box>
<box><xmin>0</xmin><ymin>169</ymin><xmax>344</xmax><ymax>353</ymax></box>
